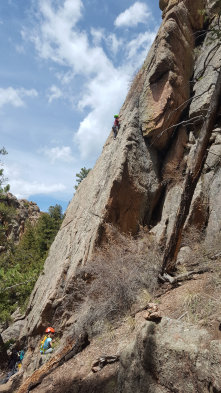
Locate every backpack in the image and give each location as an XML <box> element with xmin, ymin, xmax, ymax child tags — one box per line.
<box><xmin>40</xmin><ymin>336</ymin><xmax>48</xmax><ymax>353</ymax></box>
<box><xmin>20</xmin><ymin>351</ymin><xmax>25</xmax><ymax>361</ymax></box>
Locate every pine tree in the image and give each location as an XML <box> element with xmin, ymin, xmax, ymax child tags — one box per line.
<box><xmin>0</xmin><ymin>148</ymin><xmax>15</xmax><ymax>250</ymax></box>
<box><xmin>0</xmin><ymin>205</ymin><xmax>64</xmax><ymax>322</ymax></box>
<box><xmin>74</xmin><ymin>167</ymin><xmax>91</xmax><ymax>190</ymax></box>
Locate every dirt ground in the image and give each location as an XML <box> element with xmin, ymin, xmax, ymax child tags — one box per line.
<box><xmin>27</xmin><ymin>260</ymin><xmax>221</xmax><ymax>393</ymax></box>
<box><xmin>3</xmin><ymin>258</ymin><xmax>221</xmax><ymax>393</ymax></box>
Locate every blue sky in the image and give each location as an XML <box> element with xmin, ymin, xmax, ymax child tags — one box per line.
<box><xmin>1</xmin><ymin>0</ymin><xmax>161</xmax><ymax>213</ymax></box>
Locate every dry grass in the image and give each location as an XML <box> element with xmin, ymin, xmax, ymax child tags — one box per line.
<box><xmin>176</xmin><ymin>227</ymin><xmax>221</xmax><ymax>325</ymax></box>
<box><xmin>62</xmin><ymin>225</ymin><xmax>162</xmax><ymax>337</ymax></box>
<box><xmin>180</xmin><ymin>225</ymin><xmax>221</xmax><ymax>267</ymax></box>
<box><xmin>181</xmin><ymin>287</ymin><xmax>219</xmax><ymax>326</ymax></box>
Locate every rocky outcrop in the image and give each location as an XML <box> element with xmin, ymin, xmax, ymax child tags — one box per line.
<box><xmin>0</xmin><ymin>193</ymin><xmax>42</xmax><ymax>246</ymax></box>
<box><xmin>2</xmin><ymin>320</ymin><xmax>26</xmax><ymax>345</ymax></box>
<box><xmin>23</xmin><ymin>116</ymin><xmax>161</xmax><ymax>338</ymax></box>
<box><xmin>138</xmin><ymin>0</ymin><xmax>204</xmax><ymax>149</ymax></box>
<box><xmin>2</xmin><ymin>1</ymin><xmax>221</xmax><ymax>392</ymax></box>
<box><xmin>118</xmin><ymin>318</ymin><xmax>221</xmax><ymax>392</ymax></box>
<box><xmin>19</xmin><ymin>0</ymin><xmax>208</xmax><ymax>342</ymax></box>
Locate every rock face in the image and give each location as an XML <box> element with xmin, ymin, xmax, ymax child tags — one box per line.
<box><xmin>21</xmin><ymin>0</ymin><xmax>208</xmax><ymax>341</ymax></box>
<box><xmin>118</xmin><ymin>318</ymin><xmax>221</xmax><ymax>392</ymax></box>
<box><xmin>138</xmin><ymin>0</ymin><xmax>204</xmax><ymax>149</ymax></box>
<box><xmin>0</xmin><ymin>193</ymin><xmax>42</xmax><ymax>246</ymax></box>
<box><xmin>5</xmin><ymin>2</ymin><xmax>221</xmax><ymax>392</ymax></box>
<box><xmin>150</xmin><ymin>184</ymin><xmax>183</xmax><ymax>246</ymax></box>
<box><xmin>2</xmin><ymin>319</ymin><xmax>26</xmax><ymax>344</ymax></box>
<box><xmin>24</xmin><ymin>120</ymin><xmax>161</xmax><ymax>337</ymax></box>
<box><xmin>189</xmin><ymin>20</ymin><xmax>221</xmax><ymax>121</ymax></box>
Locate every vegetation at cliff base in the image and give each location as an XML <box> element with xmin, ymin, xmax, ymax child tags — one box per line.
<box><xmin>0</xmin><ymin>204</ymin><xmax>64</xmax><ymax>322</ymax></box>
<box><xmin>0</xmin><ymin>147</ymin><xmax>13</xmax><ymax>249</ymax></box>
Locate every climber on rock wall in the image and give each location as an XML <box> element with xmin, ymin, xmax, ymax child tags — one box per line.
<box><xmin>112</xmin><ymin>114</ymin><xmax>124</xmax><ymax>140</ymax></box>
<box><xmin>40</xmin><ymin>327</ymin><xmax>55</xmax><ymax>354</ymax></box>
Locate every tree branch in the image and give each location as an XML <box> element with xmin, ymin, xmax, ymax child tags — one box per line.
<box><xmin>162</xmin><ymin>267</ymin><xmax>209</xmax><ymax>284</ymax></box>
<box><xmin>0</xmin><ymin>277</ymin><xmax>36</xmax><ymax>292</ymax></box>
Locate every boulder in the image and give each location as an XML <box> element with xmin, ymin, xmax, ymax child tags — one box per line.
<box><xmin>2</xmin><ymin>320</ymin><xmax>26</xmax><ymax>344</ymax></box>
<box><xmin>206</xmin><ymin>167</ymin><xmax>221</xmax><ymax>244</ymax></box>
<box><xmin>118</xmin><ymin>317</ymin><xmax>221</xmax><ymax>392</ymax></box>
<box><xmin>150</xmin><ymin>184</ymin><xmax>183</xmax><ymax>245</ymax></box>
<box><xmin>11</xmin><ymin>308</ymin><xmax>25</xmax><ymax>323</ymax></box>
<box><xmin>184</xmin><ymin>178</ymin><xmax>208</xmax><ymax>231</ymax></box>
<box><xmin>176</xmin><ymin>246</ymin><xmax>192</xmax><ymax>265</ymax></box>
<box><xmin>159</xmin><ymin>0</ymin><xmax>169</xmax><ymax>11</ymax></box>
<box><xmin>205</xmin><ymin>144</ymin><xmax>221</xmax><ymax>170</ymax></box>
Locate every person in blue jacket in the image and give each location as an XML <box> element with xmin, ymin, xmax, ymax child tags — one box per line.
<box><xmin>40</xmin><ymin>327</ymin><xmax>55</xmax><ymax>354</ymax></box>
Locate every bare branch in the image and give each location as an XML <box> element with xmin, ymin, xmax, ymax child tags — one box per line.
<box><xmin>162</xmin><ymin>267</ymin><xmax>209</xmax><ymax>284</ymax></box>
<box><xmin>0</xmin><ymin>277</ymin><xmax>36</xmax><ymax>292</ymax></box>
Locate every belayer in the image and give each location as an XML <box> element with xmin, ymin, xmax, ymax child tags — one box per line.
<box><xmin>112</xmin><ymin>114</ymin><xmax>124</xmax><ymax>140</ymax></box>
<box><xmin>40</xmin><ymin>327</ymin><xmax>55</xmax><ymax>354</ymax></box>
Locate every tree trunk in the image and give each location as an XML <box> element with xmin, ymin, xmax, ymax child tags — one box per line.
<box><xmin>162</xmin><ymin>68</ymin><xmax>221</xmax><ymax>273</ymax></box>
<box><xmin>0</xmin><ymin>333</ymin><xmax>8</xmax><ymax>367</ymax></box>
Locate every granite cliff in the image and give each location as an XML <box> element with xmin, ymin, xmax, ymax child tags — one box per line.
<box><xmin>2</xmin><ymin>1</ymin><xmax>221</xmax><ymax>392</ymax></box>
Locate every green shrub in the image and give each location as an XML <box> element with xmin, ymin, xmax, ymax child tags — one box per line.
<box><xmin>0</xmin><ymin>205</ymin><xmax>64</xmax><ymax>322</ymax></box>
<box><xmin>4</xmin><ymin>338</ymin><xmax>15</xmax><ymax>350</ymax></box>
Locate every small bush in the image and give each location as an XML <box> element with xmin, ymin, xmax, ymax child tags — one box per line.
<box><xmin>62</xmin><ymin>225</ymin><xmax>162</xmax><ymax>337</ymax></box>
<box><xmin>4</xmin><ymin>338</ymin><xmax>15</xmax><ymax>350</ymax></box>
<box><xmin>180</xmin><ymin>226</ymin><xmax>221</xmax><ymax>267</ymax></box>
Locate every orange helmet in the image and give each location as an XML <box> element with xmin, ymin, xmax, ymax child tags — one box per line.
<box><xmin>45</xmin><ymin>327</ymin><xmax>55</xmax><ymax>333</ymax></box>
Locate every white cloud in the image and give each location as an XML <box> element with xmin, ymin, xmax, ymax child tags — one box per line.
<box><xmin>24</xmin><ymin>0</ymin><xmax>157</xmax><ymax>160</ymax></box>
<box><xmin>114</xmin><ymin>2</ymin><xmax>151</xmax><ymax>28</ymax></box>
<box><xmin>91</xmin><ymin>27</ymin><xmax>105</xmax><ymax>46</ymax></box>
<box><xmin>74</xmin><ymin>67</ymin><xmax>129</xmax><ymax>159</ymax></box>
<box><xmin>0</xmin><ymin>87</ymin><xmax>38</xmax><ymax>108</ymax></box>
<box><xmin>48</xmin><ymin>85</ymin><xmax>63</xmax><ymax>102</ymax></box>
<box><xmin>126</xmin><ymin>31</ymin><xmax>157</xmax><ymax>60</ymax></box>
<box><xmin>91</xmin><ymin>28</ymin><xmax>123</xmax><ymax>56</ymax></box>
<box><xmin>39</xmin><ymin>146</ymin><xmax>75</xmax><ymax>163</ymax></box>
<box><xmin>106</xmin><ymin>34</ymin><xmax>123</xmax><ymax>56</ymax></box>
<box><xmin>10</xmin><ymin>181</ymin><xmax>66</xmax><ymax>200</ymax></box>
<box><xmin>25</xmin><ymin>0</ymin><xmax>113</xmax><ymax>76</ymax></box>
<box><xmin>4</xmin><ymin>162</ymin><xmax>67</xmax><ymax>199</ymax></box>
<box><xmin>56</xmin><ymin>71</ymin><xmax>75</xmax><ymax>84</ymax></box>
<box><xmin>15</xmin><ymin>44</ymin><xmax>25</xmax><ymax>53</ymax></box>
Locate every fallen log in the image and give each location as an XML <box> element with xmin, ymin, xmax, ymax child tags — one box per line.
<box><xmin>91</xmin><ymin>355</ymin><xmax>120</xmax><ymax>373</ymax></box>
<box><xmin>16</xmin><ymin>333</ymin><xmax>89</xmax><ymax>393</ymax></box>
<box><xmin>161</xmin><ymin>266</ymin><xmax>209</xmax><ymax>284</ymax></box>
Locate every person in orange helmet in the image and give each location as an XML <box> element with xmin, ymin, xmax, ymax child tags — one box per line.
<box><xmin>40</xmin><ymin>327</ymin><xmax>55</xmax><ymax>354</ymax></box>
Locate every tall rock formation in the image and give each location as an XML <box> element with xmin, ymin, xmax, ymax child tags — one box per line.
<box><xmin>19</xmin><ymin>0</ymin><xmax>221</xmax><ymax>348</ymax></box>
<box><xmin>6</xmin><ymin>1</ymin><xmax>221</xmax><ymax>393</ymax></box>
